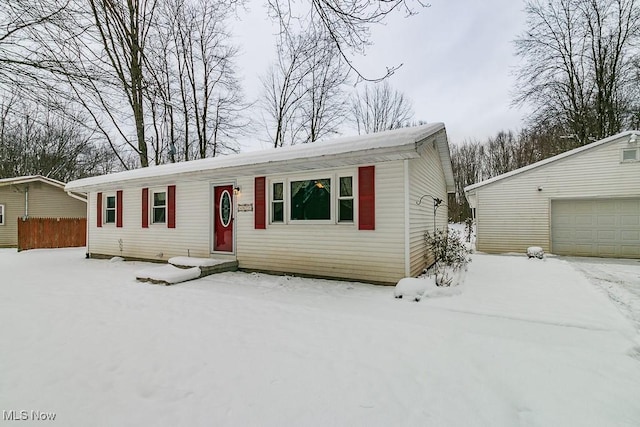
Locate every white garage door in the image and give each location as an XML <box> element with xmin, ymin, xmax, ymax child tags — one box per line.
<box><xmin>551</xmin><ymin>198</ymin><xmax>640</xmax><ymax>258</ymax></box>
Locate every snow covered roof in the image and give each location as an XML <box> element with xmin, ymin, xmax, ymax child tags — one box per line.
<box><xmin>0</xmin><ymin>175</ymin><xmax>67</xmax><ymax>189</ymax></box>
<box><xmin>66</xmin><ymin>123</ymin><xmax>455</xmax><ymax>192</ymax></box>
<box><xmin>464</xmin><ymin>130</ymin><xmax>640</xmax><ymax>193</ymax></box>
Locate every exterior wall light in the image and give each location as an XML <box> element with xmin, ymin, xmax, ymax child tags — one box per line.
<box><xmin>233</xmin><ymin>186</ymin><xmax>241</xmax><ymax>195</ymax></box>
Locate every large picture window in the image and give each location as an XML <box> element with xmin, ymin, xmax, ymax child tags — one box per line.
<box><xmin>272</xmin><ymin>182</ymin><xmax>284</xmax><ymax>222</ymax></box>
<box><xmin>290</xmin><ymin>179</ymin><xmax>331</xmax><ymax>220</ymax></box>
<box><xmin>0</xmin><ymin>204</ymin><xmax>4</xmax><ymax>225</ymax></box>
<box><xmin>338</xmin><ymin>176</ymin><xmax>354</xmax><ymax>222</ymax></box>
<box><xmin>105</xmin><ymin>195</ymin><xmax>116</xmax><ymax>224</ymax></box>
<box><xmin>153</xmin><ymin>191</ymin><xmax>166</xmax><ymax>223</ymax></box>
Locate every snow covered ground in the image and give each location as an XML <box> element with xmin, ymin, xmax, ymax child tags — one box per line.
<box><xmin>1</xmin><ymin>248</ymin><xmax>639</xmax><ymax>426</ymax></box>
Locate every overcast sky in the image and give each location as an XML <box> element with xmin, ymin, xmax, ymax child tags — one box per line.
<box><xmin>231</xmin><ymin>0</ymin><xmax>529</xmax><ymax>150</ymax></box>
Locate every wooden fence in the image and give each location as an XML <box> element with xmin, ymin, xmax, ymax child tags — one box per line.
<box><xmin>17</xmin><ymin>217</ymin><xmax>86</xmax><ymax>251</ymax></box>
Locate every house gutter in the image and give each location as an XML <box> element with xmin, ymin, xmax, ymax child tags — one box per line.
<box><xmin>65</xmin><ymin>191</ymin><xmax>88</xmax><ymax>203</ymax></box>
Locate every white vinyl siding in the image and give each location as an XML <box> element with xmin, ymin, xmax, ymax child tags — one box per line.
<box><xmin>472</xmin><ymin>135</ymin><xmax>640</xmax><ymax>254</ymax></box>
<box><xmin>88</xmin><ymin>180</ymin><xmax>212</xmax><ymax>260</ymax></box>
<box><xmin>85</xmin><ymin>165</ymin><xmax>406</xmax><ymax>283</ymax></box>
<box><xmin>236</xmin><ymin>163</ymin><xmax>406</xmax><ymax>284</ymax></box>
<box><xmin>408</xmin><ymin>132</ymin><xmax>449</xmax><ymax>276</ymax></box>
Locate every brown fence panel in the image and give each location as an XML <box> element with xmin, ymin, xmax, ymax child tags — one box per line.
<box><xmin>18</xmin><ymin>218</ymin><xmax>87</xmax><ymax>251</ymax></box>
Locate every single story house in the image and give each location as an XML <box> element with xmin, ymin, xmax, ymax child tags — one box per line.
<box><xmin>464</xmin><ymin>130</ymin><xmax>640</xmax><ymax>258</ymax></box>
<box><xmin>0</xmin><ymin>175</ymin><xmax>87</xmax><ymax>247</ymax></box>
<box><xmin>65</xmin><ymin>123</ymin><xmax>455</xmax><ymax>284</ymax></box>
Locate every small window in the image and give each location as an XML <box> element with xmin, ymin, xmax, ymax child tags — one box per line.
<box><xmin>272</xmin><ymin>182</ymin><xmax>284</xmax><ymax>223</ymax></box>
<box><xmin>0</xmin><ymin>204</ymin><xmax>4</xmax><ymax>225</ymax></box>
<box><xmin>338</xmin><ymin>176</ymin><xmax>354</xmax><ymax>222</ymax></box>
<box><xmin>622</xmin><ymin>148</ymin><xmax>638</xmax><ymax>162</ymax></box>
<box><xmin>153</xmin><ymin>191</ymin><xmax>167</xmax><ymax>223</ymax></box>
<box><xmin>290</xmin><ymin>179</ymin><xmax>331</xmax><ymax>220</ymax></box>
<box><xmin>105</xmin><ymin>195</ymin><xmax>116</xmax><ymax>224</ymax></box>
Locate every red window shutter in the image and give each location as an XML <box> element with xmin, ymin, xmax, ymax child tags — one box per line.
<box><xmin>168</xmin><ymin>185</ymin><xmax>176</xmax><ymax>228</ymax></box>
<box><xmin>255</xmin><ymin>177</ymin><xmax>266</xmax><ymax>229</ymax></box>
<box><xmin>116</xmin><ymin>190</ymin><xmax>123</xmax><ymax>228</ymax></box>
<box><xmin>142</xmin><ymin>188</ymin><xmax>149</xmax><ymax>228</ymax></box>
<box><xmin>96</xmin><ymin>192</ymin><xmax>102</xmax><ymax>228</ymax></box>
<box><xmin>358</xmin><ymin>166</ymin><xmax>375</xmax><ymax>230</ymax></box>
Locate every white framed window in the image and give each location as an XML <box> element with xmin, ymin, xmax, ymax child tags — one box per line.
<box><xmin>290</xmin><ymin>178</ymin><xmax>332</xmax><ymax>221</ymax></box>
<box><xmin>104</xmin><ymin>195</ymin><xmax>116</xmax><ymax>224</ymax></box>
<box><xmin>271</xmin><ymin>182</ymin><xmax>284</xmax><ymax>223</ymax></box>
<box><xmin>152</xmin><ymin>190</ymin><xmax>167</xmax><ymax>223</ymax></box>
<box><xmin>621</xmin><ymin>148</ymin><xmax>638</xmax><ymax>162</ymax></box>
<box><xmin>0</xmin><ymin>204</ymin><xmax>4</xmax><ymax>225</ymax></box>
<box><xmin>337</xmin><ymin>176</ymin><xmax>354</xmax><ymax>223</ymax></box>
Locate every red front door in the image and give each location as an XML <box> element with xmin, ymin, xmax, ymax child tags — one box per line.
<box><xmin>214</xmin><ymin>185</ymin><xmax>234</xmax><ymax>252</ymax></box>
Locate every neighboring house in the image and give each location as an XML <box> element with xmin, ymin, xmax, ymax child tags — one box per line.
<box><xmin>465</xmin><ymin>131</ymin><xmax>640</xmax><ymax>258</ymax></box>
<box><xmin>66</xmin><ymin>123</ymin><xmax>455</xmax><ymax>284</ymax></box>
<box><xmin>0</xmin><ymin>176</ymin><xmax>87</xmax><ymax>248</ymax></box>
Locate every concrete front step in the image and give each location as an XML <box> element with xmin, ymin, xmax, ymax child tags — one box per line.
<box><xmin>136</xmin><ymin>257</ymin><xmax>238</xmax><ymax>285</ymax></box>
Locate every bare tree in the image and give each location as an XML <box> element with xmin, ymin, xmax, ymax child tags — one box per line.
<box><xmin>267</xmin><ymin>0</ymin><xmax>429</xmax><ymax>81</ymax></box>
<box><xmin>514</xmin><ymin>0</ymin><xmax>640</xmax><ymax>143</ymax></box>
<box><xmin>449</xmin><ymin>140</ymin><xmax>482</xmax><ymax>222</ymax></box>
<box><xmin>351</xmin><ymin>81</ymin><xmax>414</xmax><ymax>134</ymax></box>
<box><xmin>299</xmin><ymin>28</ymin><xmax>351</xmax><ymax>143</ymax></box>
<box><xmin>145</xmin><ymin>0</ymin><xmax>248</xmax><ymax>160</ymax></box>
<box><xmin>261</xmin><ymin>33</ymin><xmax>314</xmax><ymax>147</ymax></box>
<box><xmin>261</xmin><ymin>21</ymin><xmax>351</xmax><ymax>147</ymax></box>
<box><xmin>180</xmin><ymin>0</ymin><xmax>247</xmax><ymax>158</ymax></box>
<box><xmin>0</xmin><ymin>95</ymin><xmax>116</xmax><ymax>181</ymax></box>
<box><xmin>85</xmin><ymin>0</ymin><xmax>159</xmax><ymax>167</ymax></box>
<box><xmin>0</xmin><ymin>0</ymin><xmax>71</xmax><ymax>89</ymax></box>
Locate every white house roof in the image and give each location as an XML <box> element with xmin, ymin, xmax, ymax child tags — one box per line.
<box><xmin>464</xmin><ymin>130</ymin><xmax>640</xmax><ymax>193</ymax></box>
<box><xmin>66</xmin><ymin>123</ymin><xmax>455</xmax><ymax>192</ymax></box>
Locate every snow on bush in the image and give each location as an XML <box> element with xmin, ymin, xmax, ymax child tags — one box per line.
<box><xmin>395</xmin><ymin>277</ymin><xmax>436</xmax><ymax>301</ymax></box>
<box><xmin>394</xmin><ymin>277</ymin><xmax>463</xmax><ymax>301</ymax></box>
<box><xmin>425</xmin><ymin>229</ymin><xmax>472</xmax><ymax>287</ymax></box>
<box><xmin>527</xmin><ymin>246</ymin><xmax>545</xmax><ymax>259</ymax></box>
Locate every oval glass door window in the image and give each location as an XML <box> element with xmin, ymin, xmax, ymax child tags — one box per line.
<box><xmin>219</xmin><ymin>190</ymin><xmax>232</xmax><ymax>227</ymax></box>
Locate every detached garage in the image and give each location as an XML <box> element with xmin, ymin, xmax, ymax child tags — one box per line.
<box><xmin>465</xmin><ymin>131</ymin><xmax>640</xmax><ymax>258</ymax></box>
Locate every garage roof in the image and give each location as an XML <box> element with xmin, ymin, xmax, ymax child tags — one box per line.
<box><xmin>465</xmin><ymin>130</ymin><xmax>640</xmax><ymax>193</ymax></box>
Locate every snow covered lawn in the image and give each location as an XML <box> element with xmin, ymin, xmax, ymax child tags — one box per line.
<box><xmin>1</xmin><ymin>248</ymin><xmax>639</xmax><ymax>426</ymax></box>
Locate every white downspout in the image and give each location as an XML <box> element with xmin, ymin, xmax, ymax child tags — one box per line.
<box><xmin>24</xmin><ymin>186</ymin><xmax>29</xmax><ymax>218</ymax></box>
<box><xmin>66</xmin><ymin>190</ymin><xmax>90</xmax><ymax>256</ymax></box>
<box><xmin>403</xmin><ymin>159</ymin><xmax>410</xmax><ymax>277</ymax></box>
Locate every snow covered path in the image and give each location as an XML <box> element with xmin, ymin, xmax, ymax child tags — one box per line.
<box><xmin>566</xmin><ymin>256</ymin><xmax>640</xmax><ymax>334</ymax></box>
<box><xmin>1</xmin><ymin>249</ymin><xmax>639</xmax><ymax>426</ymax></box>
